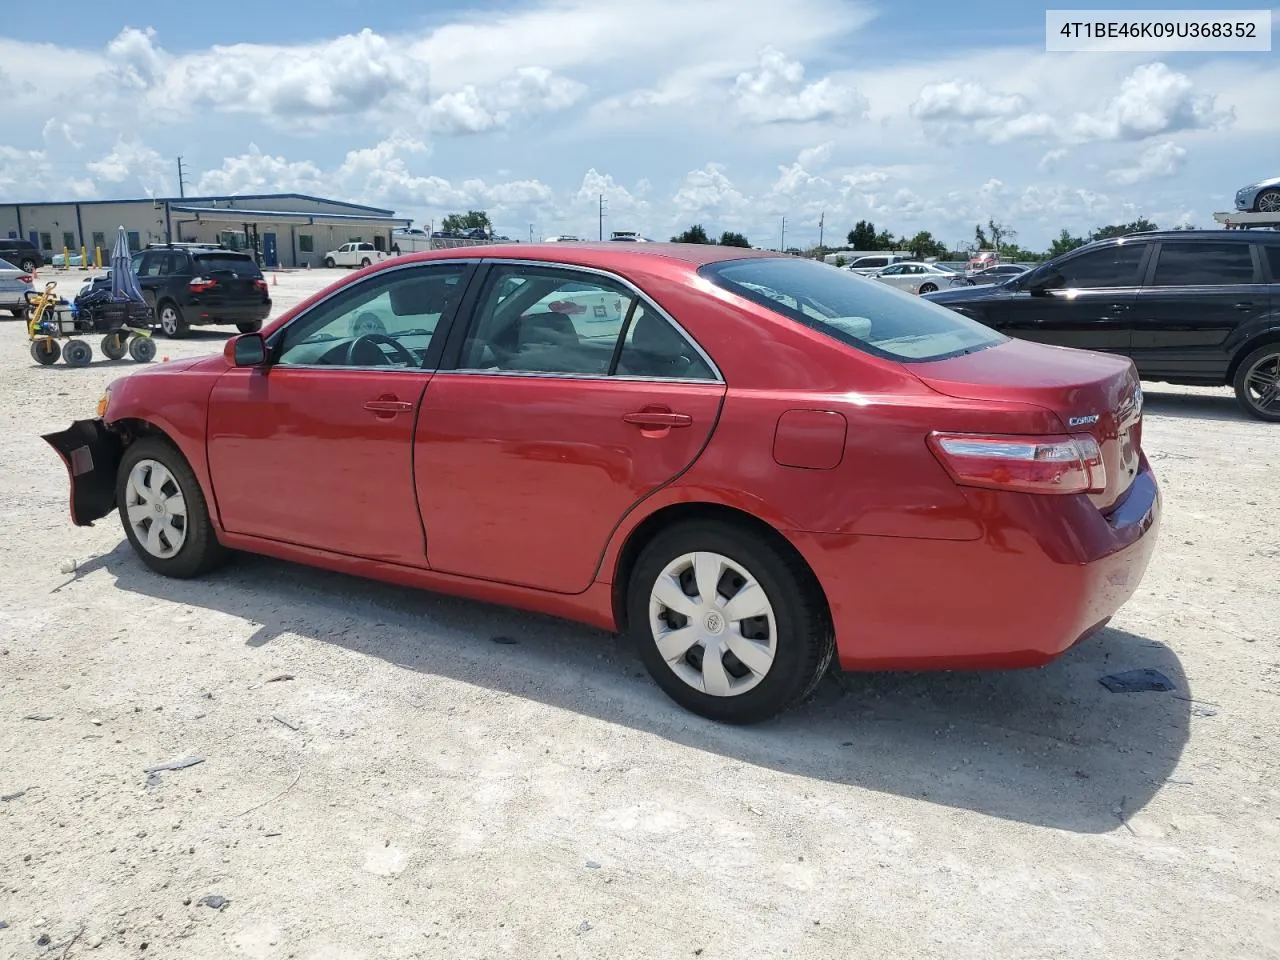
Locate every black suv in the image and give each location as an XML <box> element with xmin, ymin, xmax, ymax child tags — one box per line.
<box><xmin>86</xmin><ymin>245</ymin><xmax>272</xmax><ymax>338</ymax></box>
<box><xmin>924</xmin><ymin>230</ymin><xmax>1280</xmax><ymax>421</ymax></box>
<box><xmin>0</xmin><ymin>239</ymin><xmax>43</xmax><ymax>273</ymax></box>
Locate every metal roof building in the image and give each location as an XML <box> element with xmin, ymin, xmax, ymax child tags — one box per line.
<box><xmin>0</xmin><ymin>193</ymin><xmax>413</xmax><ymax>269</ymax></box>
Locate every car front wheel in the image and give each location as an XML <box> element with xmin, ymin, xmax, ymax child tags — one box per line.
<box><xmin>1234</xmin><ymin>344</ymin><xmax>1280</xmax><ymax>422</ymax></box>
<box><xmin>116</xmin><ymin>437</ymin><xmax>228</xmax><ymax>578</ymax></box>
<box><xmin>628</xmin><ymin>520</ymin><xmax>833</xmax><ymax>724</ymax></box>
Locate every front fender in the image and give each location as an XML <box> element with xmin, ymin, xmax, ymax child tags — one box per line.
<box><xmin>42</xmin><ymin>419</ymin><xmax>124</xmax><ymax>526</ymax></box>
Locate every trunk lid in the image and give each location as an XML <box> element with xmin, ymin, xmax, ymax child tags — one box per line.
<box><xmin>910</xmin><ymin>339</ymin><xmax>1143</xmax><ymax>512</ymax></box>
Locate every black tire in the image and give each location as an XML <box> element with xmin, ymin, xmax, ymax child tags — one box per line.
<box><xmin>627</xmin><ymin>520</ymin><xmax>834</xmax><ymax>724</ymax></box>
<box><xmin>1233</xmin><ymin>344</ymin><xmax>1280</xmax><ymax>422</ymax></box>
<box><xmin>236</xmin><ymin>321</ymin><xmax>263</xmax><ymax>334</ymax></box>
<box><xmin>9</xmin><ymin>308</ymin><xmax>23</xmax><ymax>318</ymax></box>
<box><xmin>157</xmin><ymin>300</ymin><xmax>189</xmax><ymax>338</ymax></box>
<box><xmin>360</xmin><ymin>257</ymin><xmax>372</xmax><ymax>268</ymax></box>
<box><xmin>919</xmin><ymin>282</ymin><xmax>937</xmax><ymax>294</ymax></box>
<box><xmin>19</xmin><ymin>258</ymin><xmax>37</xmax><ymax>273</ymax></box>
<box><xmin>62</xmin><ymin>339</ymin><xmax>93</xmax><ymax>366</ymax></box>
<box><xmin>1254</xmin><ymin>189</ymin><xmax>1280</xmax><ymax>214</ymax></box>
<box><xmin>323</xmin><ymin>257</ymin><xmax>336</xmax><ymax>268</ymax></box>
<box><xmin>128</xmin><ymin>335</ymin><xmax>157</xmax><ymax>363</ymax></box>
<box><xmin>30</xmin><ymin>338</ymin><xmax>60</xmax><ymax>365</ymax></box>
<box><xmin>116</xmin><ymin>436</ymin><xmax>229</xmax><ymax>578</ymax></box>
<box><xmin>101</xmin><ymin>332</ymin><xmax>128</xmax><ymax>360</ymax></box>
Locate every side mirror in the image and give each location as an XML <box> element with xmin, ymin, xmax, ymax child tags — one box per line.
<box><xmin>226</xmin><ymin>332</ymin><xmax>267</xmax><ymax>367</ymax></box>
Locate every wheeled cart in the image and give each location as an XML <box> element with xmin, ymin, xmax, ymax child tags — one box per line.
<box><xmin>26</xmin><ymin>281</ymin><xmax>157</xmax><ymax>367</ymax></box>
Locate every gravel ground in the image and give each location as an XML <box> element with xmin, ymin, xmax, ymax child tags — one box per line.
<box><xmin>1</xmin><ymin>266</ymin><xmax>1277</xmax><ymax>959</ymax></box>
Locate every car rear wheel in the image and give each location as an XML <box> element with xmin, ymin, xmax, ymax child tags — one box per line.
<box><xmin>9</xmin><ymin>308</ymin><xmax>23</xmax><ymax>318</ymax></box>
<box><xmin>1255</xmin><ymin>189</ymin><xmax>1280</xmax><ymax>213</ymax></box>
<box><xmin>116</xmin><ymin>437</ymin><xmax>229</xmax><ymax>578</ymax></box>
<box><xmin>19</xmin><ymin>258</ymin><xmax>37</xmax><ymax>273</ymax></box>
<box><xmin>158</xmin><ymin>301</ymin><xmax>189</xmax><ymax>338</ymax></box>
<box><xmin>919</xmin><ymin>282</ymin><xmax>938</xmax><ymax>294</ymax></box>
<box><xmin>360</xmin><ymin>257</ymin><xmax>372</xmax><ymax>268</ymax></box>
<box><xmin>236</xmin><ymin>321</ymin><xmax>262</xmax><ymax>334</ymax></box>
<box><xmin>628</xmin><ymin>520</ymin><xmax>833</xmax><ymax>724</ymax></box>
<box><xmin>1234</xmin><ymin>344</ymin><xmax>1280</xmax><ymax>422</ymax></box>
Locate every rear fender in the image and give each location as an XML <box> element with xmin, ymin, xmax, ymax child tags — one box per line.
<box><xmin>42</xmin><ymin>419</ymin><xmax>123</xmax><ymax>526</ymax></box>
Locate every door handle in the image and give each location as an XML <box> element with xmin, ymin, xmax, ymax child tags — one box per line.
<box><xmin>1233</xmin><ymin>302</ymin><xmax>1256</xmax><ymax>310</ymax></box>
<box><xmin>363</xmin><ymin>397</ymin><xmax>413</xmax><ymax>416</ymax></box>
<box><xmin>623</xmin><ymin>411</ymin><xmax>693</xmax><ymax>428</ymax></box>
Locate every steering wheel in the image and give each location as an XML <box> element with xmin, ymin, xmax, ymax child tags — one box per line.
<box><xmin>345</xmin><ymin>333</ymin><xmax>416</xmax><ymax>367</ymax></box>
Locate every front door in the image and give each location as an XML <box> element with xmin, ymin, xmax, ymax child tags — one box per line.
<box><xmin>1129</xmin><ymin>239</ymin><xmax>1268</xmax><ymax>383</ymax></box>
<box><xmin>206</xmin><ymin>261</ymin><xmax>473</xmax><ymax>565</ymax></box>
<box><xmin>263</xmin><ymin>232</ymin><xmax>278</xmax><ymax>269</ymax></box>
<box><xmin>416</xmin><ymin>263</ymin><xmax>726</xmax><ymax>594</ymax></box>
<box><xmin>984</xmin><ymin>242</ymin><xmax>1151</xmax><ymax>354</ymax></box>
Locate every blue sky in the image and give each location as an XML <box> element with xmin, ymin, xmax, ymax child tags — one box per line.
<box><xmin>2</xmin><ymin>0</ymin><xmax>1277</xmax><ymax>249</ymax></box>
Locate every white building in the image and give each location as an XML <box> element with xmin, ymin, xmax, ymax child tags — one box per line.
<box><xmin>0</xmin><ymin>193</ymin><xmax>412</xmax><ymax>269</ymax></box>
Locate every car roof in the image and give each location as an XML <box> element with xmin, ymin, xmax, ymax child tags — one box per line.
<box><xmin>392</xmin><ymin>241</ymin><xmax>779</xmax><ymax>270</ymax></box>
<box><xmin>1110</xmin><ymin>229</ymin><xmax>1280</xmax><ymax>243</ymax></box>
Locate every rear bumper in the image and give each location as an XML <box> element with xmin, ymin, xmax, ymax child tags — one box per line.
<box><xmin>42</xmin><ymin>418</ymin><xmax>123</xmax><ymax>526</ymax></box>
<box><xmin>186</xmin><ymin>300</ymin><xmax>271</xmax><ymax>325</ymax></box>
<box><xmin>793</xmin><ymin>460</ymin><xmax>1161</xmax><ymax>671</ymax></box>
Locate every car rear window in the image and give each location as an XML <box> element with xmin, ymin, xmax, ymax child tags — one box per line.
<box><xmin>701</xmin><ymin>257</ymin><xmax>1006</xmax><ymax>362</ymax></box>
<box><xmin>194</xmin><ymin>254</ymin><xmax>261</xmax><ymax>277</ymax></box>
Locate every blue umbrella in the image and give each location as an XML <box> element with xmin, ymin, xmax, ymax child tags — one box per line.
<box><xmin>109</xmin><ymin>225</ymin><xmax>146</xmax><ymax>303</ymax></box>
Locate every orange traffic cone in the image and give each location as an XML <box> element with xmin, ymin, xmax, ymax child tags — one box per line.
<box><xmin>272</xmin><ymin>271</ymin><xmax>278</xmax><ymax>287</ymax></box>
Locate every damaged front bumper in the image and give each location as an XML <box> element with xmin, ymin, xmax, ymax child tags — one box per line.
<box><xmin>42</xmin><ymin>418</ymin><xmax>124</xmax><ymax>526</ymax></box>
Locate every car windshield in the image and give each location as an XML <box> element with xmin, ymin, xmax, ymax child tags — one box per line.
<box><xmin>194</xmin><ymin>254</ymin><xmax>261</xmax><ymax>276</ymax></box>
<box><xmin>701</xmin><ymin>257</ymin><xmax>1006</xmax><ymax>362</ymax></box>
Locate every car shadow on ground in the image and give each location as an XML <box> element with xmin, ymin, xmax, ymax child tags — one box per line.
<box><xmin>1141</xmin><ymin>388</ymin><xmax>1248</xmax><ymax>423</ymax></box>
<box><xmin>75</xmin><ymin>543</ymin><xmax>1190</xmax><ymax>835</ymax></box>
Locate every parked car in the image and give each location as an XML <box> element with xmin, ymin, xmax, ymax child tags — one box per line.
<box><xmin>966</xmin><ymin>263</ymin><xmax>1032</xmax><ymax>285</ymax></box>
<box><xmin>44</xmin><ymin>244</ymin><xmax>1160</xmax><ymax>723</ymax></box>
<box><xmin>1235</xmin><ymin>176</ymin><xmax>1280</xmax><ymax>213</ymax></box>
<box><xmin>846</xmin><ymin>254</ymin><xmax>909</xmax><ymax>276</ymax></box>
<box><xmin>0</xmin><ymin>257</ymin><xmax>35</xmax><ymax>317</ymax></box>
<box><xmin>323</xmin><ymin>242</ymin><xmax>391</xmax><ymax>269</ymax></box>
<box><xmin>0</xmin><ymin>238</ymin><xmax>43</xmax><ymax>273</ymax></box>
<box><xmin>923</xmin><ymin>230</ymin><xmax>1280</xmax><ymax>421</ymax></box>
<box><xmin>872</xmin><ymin>261</ymin><xmax>966</xmax><ymax>295</ymax></box>
<box><xmin>81</xmin><ymin>245</ymin><xmax>271</xmax><ymax>337</ymax></box>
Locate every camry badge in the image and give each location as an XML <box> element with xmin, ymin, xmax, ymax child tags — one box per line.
<box><xmin>1068</xmin><ymin>414</ymin><xmax>1100</xmax><ymax>427</ymax></box>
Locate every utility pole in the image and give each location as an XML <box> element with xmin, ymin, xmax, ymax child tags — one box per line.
<box><xmin>598</xmin><ymin>194</ymin><xmax>605</xmax><ymax>241</ymax></box>
<box><xmin>780</xmin><ymin>216</ymin><xmax>787</xmax><ymax>253</ymax></box>
<box><xmin>529</xmin><ymin>224</ymin><xmax>534</xmax><ymax>243</ymax></box>
<box><xmin>176</xmin><ymin>156</ymin><xmax>189</xmax><ymax>199</ymax></box>
<box><xmin>818</xmin><ymin>210</ymin><xmax>825</xmax><ymax>251</ymax></box>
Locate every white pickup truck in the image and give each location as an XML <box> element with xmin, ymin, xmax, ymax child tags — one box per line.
<box><xmin>323</xmin><ymin>242</ymin><xmax>392</xmax><ymax>269</ymax></box>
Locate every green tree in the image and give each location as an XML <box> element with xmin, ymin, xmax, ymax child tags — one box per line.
<box><xmin>847</xmin><ymin>220</ymin><xmax>878</xmax><ymax>249</ymax></box>
<box><xmin>906</xmin><ymin>230</ymin><xmax>946</xmax><ymax>260</ymax></box>
<box><xmin>987</xmin><ymin>219</ymin><xmax>1015</xmax><ymax>254</ymax></box>
<box><xmin>672</xmin><ymin>224</ymin><xmax>712</xmax><ymax>243</ymax></box>
<box><xmin>874</xmin><ymin>229</ymin><xmax>898</xmax><ymax>250</ymax></box>
<box><xmin>1047</xmin><ymin>228</ymin><xmax>1088</xmax><ymax>258</ymax></box>
<box><xmin>718</xmin><ymin>230</ymin><xmax>751</xmax><ymax>247</ymax></box>
<box><xmin>441</xmin><ymin>211</ymin><xmax>492</xmax><ymax>234</ymax></box>
<box><xmin>974</xmin><ymin>224</ymin><xmax>989</xmax><ymax>249</ymax></box>
<box><xmin>1090</xmin><ymin>218</ymin><xmax>1157</xmax><ymax>241</ymax></box>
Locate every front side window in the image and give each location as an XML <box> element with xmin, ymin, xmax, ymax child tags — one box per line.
<box><xmin>276</xmin><ymin>264</ymin><xmax>468</xmax><ymax>368</ymax></box>
<box><xmin>1050</xmin><ymin>243</ymin><xmax>1148</xmax><ymax>288</ymax></box>
<box><xmin>456</xmin><ymin>264</ymin><xmax>714</xmax><ymax>379</ymax></box>
<box><xmin>1149</xmin><ymin>241</ymin><xmax>1257</xmax><ymax>286</ymax></box>
<box><xmin>701</xmin><ymin>256</ymin><xmax>1006</xmax><ymax>362</ymax></box>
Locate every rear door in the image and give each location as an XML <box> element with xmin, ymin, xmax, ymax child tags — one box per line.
<box><xmin>980</xmin><ymin>242</ymin><xmax>1150</xmax><ymax>354</ymax></box>
<box><xmin>133</xmin><ymin>251</ymin><xmax>167</xmax><ymax>306</ymax></box>
<box><xmin>415</xmin><ymin>262</ymin><xmax>726</xmax><ymax>594</ymax></box>
<box><xmin>1129</xmin><ymin>239</ymin><xmax>1267</xmax><ymax>383</ymax></box>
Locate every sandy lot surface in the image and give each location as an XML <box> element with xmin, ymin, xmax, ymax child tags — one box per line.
<box><xmin>1</xmin><ymin>265</ymin><xmax>1277</xmax><ymax>959</ymax></box>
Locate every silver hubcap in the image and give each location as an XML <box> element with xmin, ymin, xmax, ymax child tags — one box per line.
<box><xmin>648</xmin><ymin>551</ymin><xmax>777</xmax><ymax>697</ymax></box>
<box><xmin>125</xmin><ymin>459</ymin><xmax>188</xmax><ymax>558</ymax></box>
<box><xmin>1244</xmin><ymin>353</ymin><xmax>1280</xmax><ymax>412</ymax></box>
<box><xmin>1258</xmin><ymin>192</ymin><xmax>1280</xmax><ymax>213</ymax></box>
<box><xmin>161</xmin><ymin>308</ymin><xmax>177</xmax><ymax>333</ymax></box>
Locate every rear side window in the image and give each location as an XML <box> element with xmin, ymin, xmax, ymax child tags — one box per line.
<box><xmin>1263</xmin><ymin>245</ymin><xmax>1280</xmax><ymax>281</ymax></box>
<box><xmin>701</xmin><ymin>257</ymin><xmax>1006</xmax><ymax>362</ymax></box>
<box><xmin>1150</xmin><ymin>242</ymin><xmax>1257</xmax><ymax>286</ymax></box>
<box><xmin>194</xmin><ymin>254</ymin><xmax>261</xmax><ymax>277</ymax></box>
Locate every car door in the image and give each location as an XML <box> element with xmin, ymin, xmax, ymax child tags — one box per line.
<box><xmin>980</xmin><ymin>242</ymin><xmax>1150</xmax><ymax>354</ymax></box>
<box><xmin>415</xmin><ymin>262</ymin><xmax>726</xmax><ymax>594</ymax></box>
<box><xmin>206</xmin><ymin>261</ymin><xmax>475</xmax><ymax>564</ymax></box>
<box><xmin>133</xmin><ymin>251</ymin><xmax>167</xmax><ymax>307</ymax></box>
<box><xmin>875</xmin><ymin>264</ymin><xmax>907</xmax><ymax>289</ymax></box>
<box><xmin>1129</xmin><ymin>239</ymin><xmax>1268</xmax><ymax>382</ymax></box>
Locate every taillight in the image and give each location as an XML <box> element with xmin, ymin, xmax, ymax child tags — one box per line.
<box><xmin>189</xmin><ymin>276</ymin><xmax>217</xmax><ymax>293</ymax></box>
<box><xmin>19</xmin><ymin>275</ymin><xmax>32</xmax><ymax>283</ymax></box>
<box><xmin>253</xmin><ymin>278</ymin><xmax>268</xmax><ymax>294</ymax></box>
<box><xmin>928</xmin><ymin>432</ymin><xmax>1107</xmax><ymax>495</ymax></box>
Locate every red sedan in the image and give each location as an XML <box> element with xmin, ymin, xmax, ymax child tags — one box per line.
<box><xmin>44</xmin><ymin>243</ymin><xmax>1160</xmax><ymax>724</ymax></box>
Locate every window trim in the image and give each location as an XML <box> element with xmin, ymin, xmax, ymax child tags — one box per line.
<box><xmin>1142</xmin><ymin>239</ymin><xmax>1263</xmax><ymax>287</ymax></box>
<box><xmin>264</xmin><ymin>258</ymin><xmax>480</xmax><ymax>374</ymax></box>
<box><xmin>436</xmin><ymin>258</ymin><xmax>724</xmax><ymax>384</ymax></box>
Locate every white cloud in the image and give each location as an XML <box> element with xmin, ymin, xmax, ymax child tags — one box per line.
<box><xmin>797</xmin><ymin>141</ymin><xmax>834</xmax><ymax>169</ymax></box>
<box><xmin>86</xmin><ymin>138</ymin><xmax>169</xmax><ymax>189</ymax></box>
<box><xmin>912</xmin><ymin>79</ymin><xmax>1027</xmax><ymax>121</ymax></box>
<box><xmin>733</xmin><ymin>47</ymin><xmax>867</xmax><ymax>124</ymax></box>
<box><xmin>195</xmin><ymin>146</ymin><xmax>327</xmax><ymax>195</ymax></box>
<box><xmin>425</xmin><ymin>68</ymin><xmax>586</xmax><ymax>135</ymax></box>
<box><xmin>1107</xmin><ymin>140</ymin><xmax>1187</xmax><ymax>185</ymax></box>
<box><xmin>1038</xmin><ymin>149</ymin><xmax>1067</xmax><ymax>173</ymax></box>
<box><xmin>1067</xmin><ymin>62</ymin><xmax>1230</xmax><ymax>142</ymax></box>
<box><xmin>673</xmin><ymin>163</ymin><xmax>749</xmax><ymax>217</ymax></box>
